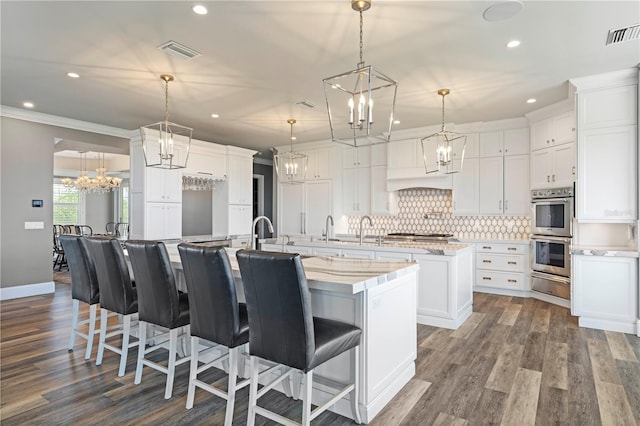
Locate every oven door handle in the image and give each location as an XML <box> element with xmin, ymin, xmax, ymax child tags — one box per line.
<box><xmin>531</xmin><ymin>235</ymin><xmax>572</xmax><ymax>243</ymax></box>
<box><xmin>530</xmin><ymin>270</ymin><xmax>571</xmax><ymax>284</ymax></box>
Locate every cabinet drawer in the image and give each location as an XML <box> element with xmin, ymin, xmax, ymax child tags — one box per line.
<box><xmin>476</xmin><ymin>270</ymin><xmax>526</xmax><ymax>290</ymax></box>
<box><xmin>476</xmin><ymin>253</ymin><xmax>525</xmax><ymax>272</ymax></box>
<box><xmin>476</xmin><ymin>242</ymin><xmax>526</xmax><ymax>255</ymax></box>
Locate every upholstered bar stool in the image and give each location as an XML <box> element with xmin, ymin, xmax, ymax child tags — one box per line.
<box><xmin>125</xmin><ymin>240</ymin><xmax>190</xmax><ymax>399</ymax></box>
<box><xmin>59</xmin><ymin>235</ymin><xmax>101</xmax><ymax>360</ymax></box>
<box><xmin>236</xmin><ymin>250</ymin><xmax>363</xmax><ymax>426</ymax></box>
<box><xmin>86</xmin><ymin>236</ymin><xmax>138</xmax><ymax>377</ymax></box>
<box><xmin>177</xmin><ymin>243</ymin><xmax>251</xmax><ymax>426</ymax></box>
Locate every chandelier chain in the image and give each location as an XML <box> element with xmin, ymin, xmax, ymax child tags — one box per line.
<box><xmin>441</xmin><ymin>92</ymin><xmax>446</xmax><ymax>132</ymax></box>
<box><xmin>164</xmin><ymin>79</ymin><xmax>170</xmax><ymax>123</ymax></box>
<box><xmin>358</xmin><ymin>10</ymin><xmax>364</xmax><ymax>67</ymax></box>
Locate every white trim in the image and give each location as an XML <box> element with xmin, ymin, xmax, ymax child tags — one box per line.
<box><xmin>524</xmin><ymin>98</ymin><xmax>574</xmax><ymax>123</ymax></box>
<box><xmin>253</xmin><ymin>157</ymin><xmax>273</xmax><ymax>166</ymax></box>
<box><xmin>0</xmin><ymin>281</ymin><xmax>55</xmax><ymax>300</ymax></box>
<box><xmin>578</xmin><ymin>317</ymin><xmax>637</xmax><ymax>335</ymax></box>
<box><xmin>0</xmin><ymin>105</ymin><xmax>134</xmax><ymax>139</ymax></box>
<box><xmin>570</xmin><ymin>67</ymin><xmax>639</xmax><ymax>91</ymax></box>
<box><xmin>417</xmin><ymin>303</ymin><xmax>473</xmax><ymax>330</ymax></box>
<box><xmin>474</xmin><ymin>287</ymin><xmax>571</xmax><ymax>309</ymax></box>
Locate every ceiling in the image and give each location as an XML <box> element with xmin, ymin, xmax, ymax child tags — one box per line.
<box><xmin>1</xmin><ymin>1</ymin><xmax>638</xmax><ymax>156</ymax></box>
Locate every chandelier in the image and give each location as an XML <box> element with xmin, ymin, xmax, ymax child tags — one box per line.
<box><xmin>61</xmin><ymin>153</ymin><xmax>123</xmax><ymax>193</ymax></box>
<box><xmin>273</xmin><ymin>119</ymin><xmax>308</xmax><ymax>184</ymax></box>
<box><xmin>322</xmin><ymin>0</ymin><xmax>398</xmax><ymax>147</ymax></box>
<box><xmin>140</xmin><ymin>74</ymin><xmax>192</xmax><ymax>169</ymax></box>
<box><xmin>421</xmin><ymin>89</ymin><xmax>467</xmax><ymax>175</ymax></box>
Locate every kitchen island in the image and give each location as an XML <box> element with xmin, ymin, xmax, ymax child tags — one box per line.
<box><xmin>163</xmin><ymin>245</ymin><xmax>419</xmax><ymax>423</ymax></box>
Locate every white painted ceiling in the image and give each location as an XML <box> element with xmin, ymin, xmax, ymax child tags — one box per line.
<box><xmin>1</xmin><ymin>1</ymin><xmax>638</xmax><ymax>155</ymax></box>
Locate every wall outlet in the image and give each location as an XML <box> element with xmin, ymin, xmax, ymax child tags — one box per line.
<box><xmin>24</xmin><ymin>221</ymin><xmax>44</xmax><ymax>230</ymax></box>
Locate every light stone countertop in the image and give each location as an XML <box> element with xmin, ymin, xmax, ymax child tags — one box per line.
<box><xmin>570</xmin><ymin>245</ymin><xmax>639</xmax><ymax>258</ymax></box>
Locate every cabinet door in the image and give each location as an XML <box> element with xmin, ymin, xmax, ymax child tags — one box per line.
<box><xmin>305</xmin><ymin>181</ymin><xmax>332</xmax><ymax>236</ymax></box>
<box><xmin>577</xmin><ymin>85</ymin><xmax>638</xmax><ymax>129</ymax></box>
<box><xmin>454</xmin><ymin>132</ymin><xmax>479</xmax><ymax>159</ymax></box>
<box><xmin>530</xmin><ymin>119</ymin><xmax>551</xmax><ymax>151</ymax></box>
<box><xmin>228</xmin><ymin>156</ymin><xmax>252</xmax><ymax>204</ymax></box>
<box><xmin>164</xmin><ymin>203</ymin><xmax>182</xmax><ymax>239</ymax></box>
<box><xmin>145</xmin><ymin>202</ymin><xmax>167</xmax><ymax>240</ymax></box>
<box><xmin>146</xmin><ymin>167</ymin><xmax>167</xmax><ymax>202</ymax></box>
<box><xmin>552</xmin><ymin>112</ymin><xmax>576</xmax><ymax>145</ymax></box>
<box><xmin>342</xmin><ymin>146</ymin><xmax>370</xmax><ymax>168</ymax></box>
<box><xmin>452</xmin><ymin>158</ymin><xmax>479</xmax><ymax>215</ymax></box>
<box><xmin>164</xmin><ymin>169</ymin><xmax>182</xmax><ymax>202</ymax></box>
<box><xmin>479</xmin><ymin>157</ymin><xmax>504</xmax><ymax>214</ymax></box>
<box><xmin>503</xmin><ymin>155</ymin><xmax>529</xmax><ymax>215</ymax></box>
<box><xmin>314</xmin><ymin>147</ymin><xmax>333</xmax><ymax>179</ymax></box>
<box><xmin>371</xmin><ymin>144</ymin><xmax>387</xmax><ymax>166</ymax></box>
<box><xmin>371</xmin><ymin>165</ymin><xmax>395</xmax><ymax>215</ymax></box>
<box><xmin>531</xmin><ymin>149</ymin><xmax>553</xmax><ymax>189</ymax></box>
<box><xmin>342</xmin><ymin>249</ymin><xmax>375</xmax><ymax>259</ymax></box>
<box><xmin>552</xmin><ymin>143</ymin><xmax>576</xmax><ymax>187</ymax></box>
<box><xmin>229</xmin><ymin>205</ymin><xmax>252</xmax><ymax>235</ymax></box>
<box><xmin>503</xmin><ymin>128</ymin><xmax>529</xmax><ymax>156</ymax></box>
<box><xmin>388</xmin><ymin>139</ymin><xmax>418</xmax><ymax>169</ymax></box>
<box><xmin>375</xmin><ymin>251</ymin><xmax>412</xmax><ymax>262</ymax></box>
<box><xmin>342</xmin><ymin>167</ymin><xmax>370</xmax><ymax>214</ymax></box>
<box><xmin>279</xmin><ymin>184</ymin><xmax>304</xmax><ymax>235</ymax></box>
<box><xmin>577</xmin><ymin>125</ymin><xmax>637</xmax><ymax>221</ymax></box>
<box><xmin>479</xmin><ymin>131</ymin><xmax>504</xmax><ymax>157</ymax></box>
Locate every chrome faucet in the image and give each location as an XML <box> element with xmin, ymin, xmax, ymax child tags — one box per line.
<box><xmin>359</xmin><ymin>215</ymin><xmax>373</xmax><ymax>245</ymax></box>
<box><xmin>281</xmin><ymin>234</ymin><xmax>291</xmax><ymax>251</ymax></box>
<box><xmin>325</xmin><ymin>215</ymin><xmax>334</xmax><ymax>243</ymax></box>
<box><xmin>250</xmin><ymin>216</ymin><xmax>274</xmax><ymax>250</ymax></box>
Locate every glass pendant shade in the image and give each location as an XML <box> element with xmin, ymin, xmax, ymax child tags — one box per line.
<box><xmin>322</xmin><ymin>0</ymin><xmax>398</xmax><ymax>148</ymax></box>
<box><xmin>421</xmin><ymin>89</ymin><xmax>467</xmax><ymax>175</ymax></box>
<box><xmin>274</xmin><ymin>119</ymin><xmax>308</xmax><ymax>184</ymax></box>
<box><xmin>140</xmin><ymin>74</ymin><xmax>192</xmax><ymax>169</ymax></box>
<box><xmin>61</xmin><ymin>152</ymin><xmax>123</xmax><ymax>193</ymax></box>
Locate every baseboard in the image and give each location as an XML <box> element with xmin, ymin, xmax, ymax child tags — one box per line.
<box><xmin>417</xmin><ymin>305</ymin><xmax>472</xmax><ymax>330</ymax></box>
<box><xmin>578</xmin><ymin>317</ymin><xmax>638</xmax><ymax>335</ymax></box>
<box><xmin>474</xmin><ymin>286</ymin><xmax>530</xmax><ymax>298</ymax></box>
<box><xmin>0</xmin><ymin>281</ymin><xmax>55</xmax><ymax>300</ymax></box>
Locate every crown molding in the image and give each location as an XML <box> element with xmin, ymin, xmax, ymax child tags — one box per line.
<box><xmin>253</xmin><ymin>157</ymin><xmax>273</xmax><ymax>166</ymax></box>
<box><xmin>0</xmin><ymin>105</ymin><xmax>135</xmax><ymax>139</ymax></box>
<box><xmin>570</xmin><ymin>67</ymin><xmax>638</xmax><ymax>92</ymax></box>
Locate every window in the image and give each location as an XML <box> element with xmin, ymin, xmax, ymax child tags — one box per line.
<box><xmin>53</xmin><ymin>182</ymin><xmax>84</xmax><ymax>224</ymax></box>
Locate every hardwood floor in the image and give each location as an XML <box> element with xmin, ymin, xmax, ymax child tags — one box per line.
<box><xmin>1</xmin><ymin>274</ymin><xmax>639</xmax><ymax>425</ymax></box>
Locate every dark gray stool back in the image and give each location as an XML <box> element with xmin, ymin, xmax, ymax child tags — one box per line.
<box><xmin>59</xmin><ymin>234</ymin><xmax>100</xmax><ymax>305</ymax></box>
<box><xmin>125</xmin><ymin>240</ymin><xmax>189</xmax><ymax>329</ymax></box>
<box><xmin>87</xmin><ymin>236</ymin><xmax>137</xmax><ymax>315</ymax></box>
<box><xmin>178</xmin><ymin>243</ymin><xmax>248</xmax><ymax>348</ymax></box>
<box><xmin>236</xmin><ymin>250</ymin><xmax>314</xmax><ymax>371</ymax></box>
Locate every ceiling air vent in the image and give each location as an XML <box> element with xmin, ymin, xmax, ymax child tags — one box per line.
<box><xmin>296</xmin><ymin>100</ymin><xmax>317</xmax><ymax>109</ymax></box>
<box><xmin>606</xmin><ymin>24</ymin><xmax>640</xmax><ymax>45</ymax></box>
<box><xmin>158</xmin><ymin>40</ymin><xmax>202</xmax><ymax>60</ymax></box>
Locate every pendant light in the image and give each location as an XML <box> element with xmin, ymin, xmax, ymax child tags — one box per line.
<box><xmin>421</xmin><ymin>89</ymin><xmax>467</xmax><ymax>175</ymax></box>
<box><xmin>322</xmin><ymin>0</ymin><xmax>398</xmax><ymax>147</ymax></box>
<box><xmin>140</xmin><ymin>74</ymin><xmax>192</xmax><ymax>169</ymax></box>
<box><xmin>274</xmin><ymin>119</ymin><xmax>308</xmax><ymax>184</ymax></box>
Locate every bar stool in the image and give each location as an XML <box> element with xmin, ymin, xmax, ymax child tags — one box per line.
<box><xmin>59</xmin><ymin>235</ymin><xmax>101</xmax><ymax>360</ymax></box>
<box><xmin>86</xmin><ymin>236</ymin><xmax>138</xmax><ymax>377</ymax></box>
<box><xmin>177</xmin><ymin>243</ymin><xmax>250</xmax><ymax>426</ymax></box>
<box><xmin>125</xmin><ymin>240</ymin><xmax>190</xmax><ymax>399</ymax></box>
<box><xmin>236</xmin><ymin>250</ymin><xmax>363</xmax><ymax>426</ymax></box>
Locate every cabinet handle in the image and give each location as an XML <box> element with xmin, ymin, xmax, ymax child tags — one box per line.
<box><xmin>499</xmin><ymin>200</ymin><xmax>502</xmax><ymax>211</ymax></box>
<box><xmin>505</xmin><ymin>200</ymin><xmax>509</xmax><ymax>211</ymax></box>
<box><xmin>508</xmin><ymin>279</ymin><xmax>517</xmax><ymax>283</ymax></box>
<box><xmin>482</xmin><ymin>246</ymin><xmax>491</xmax><ymax>250</ymax></box>
<box><xmin>546</xmin><ymin>140</ymin><xmax>550</xmax><ymax>144</ymax></box>
<box><xmin>300</xmin><ymin>213</ymin><xmax>304</xmax><ymax>234</ymax></box>
<box><xmin>572</xmin><ymin>166</ymin><xmax>576</xmax><ymax>175</ymax></box>
<box><xmin>504</xmin><ymin>149</ymin><xmax>508</xmax><ymax>153</ymax></box>
<box><xmin>482</xmin><ymin>277</ymin><xmax>492</xmax><ymax>280</ymax></box>
<box><xmin>507</xmin><ymin>247</ymin><xmax>517</xmax><ymax>251</ymax></box>
<box><xmin>507</xmin><ymin>261</ymin><xmax>517</xmax><ymax>265</ymax></box>
<box><xmin>552</xmin><ymin>174</ymin><xmax>556</xmax><ymax>182</ymax></box>
<box><xmin>482</xmin><ymin>260</ymin><xmax>492</xmax><ymax>263</ymax></box>
<box><xmin>551</xmin><ymin>138</ymin><xmax>555</xmax><ymax>143</ymax></box>
<box><xmin>547</xmin><ymin>175</ymin><xmax>550</xmax><ymax>183</ymax></box>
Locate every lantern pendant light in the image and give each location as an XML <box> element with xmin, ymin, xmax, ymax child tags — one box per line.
<box><xmin>274</xmin><ymin>119</ymin><xmax>308</xmax><ymax>184</ymax></box>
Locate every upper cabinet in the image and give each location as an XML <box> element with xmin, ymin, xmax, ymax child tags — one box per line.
<box><xmin>146</xmin><ymin>167</ymin><xmax>182</xmax><ymax>203</ymax></box>
<box><xmin>531</xmin><ymin>143</ymin><xmax>576</xmax><ymax>189</ymax></box>
<box><xmin>577</xmin><ymin>84</ymin><xmax>637</xmax><ymax>130</ymax></box>
<box><xmin>183</xmin><ymin>145</ymin><xmax>227</xmax><ymax>179</ymax></box>
<box><xmin>530</xmin><ymin>112</ymin><xmax>576</xmax><ymax>151</ymax></box>
<box><xmin>480</xmin><ymin>128</ymin><xmax>529</xmax><ymax>157</ymax></box>
<box><xmin>227</xmin><ymin>155</ymin><xmax>253</xmax><ymax>205</ymax></box>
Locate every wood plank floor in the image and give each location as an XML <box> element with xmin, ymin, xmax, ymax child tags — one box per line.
<box><xmin>2</xmin><ymin>273</ymin><xmax>639</xmax><ymax>425</ymax></box>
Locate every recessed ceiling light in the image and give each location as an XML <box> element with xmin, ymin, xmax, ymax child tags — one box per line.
<box><xmin>393</xmin><ymin>120</ymin><xmax>401</xmax><ymax>124</ymax></box>
<box><xmin>67</xmin><ymin>72</ymin><xmax>80</xmax><ymax>78</ymax></box>
<box><xmin>291</xmin><ymin>136</ymin><xmax>297</xmax><ymax>140</ymax></box>
<box><xmin>211</xmin><ymin>114</ymin><xmax>219</xmax><ymax>118</ymax></box>
<box><xmin>527</xmin><ymin>98</ymin><xmax>537</xmax><ymax>104</ymax></box>
<box><xmin>23</xmin><ymin>101</ymin><xmax>34</xmax><ymax>108</ymax></box>
<box><xmin>483</xmin><ymin>1</ymin><xmax>524</xmax><ymax>22</ymax></box>
<box><xmin>192</xmin><ymin>5</ymin><xmax>207</xmax><ymax>15</ymax></box>
<box><xmin>506</xmin><ymin>40</ymin><xmax>521</xmax><ymax>48</ymax></box>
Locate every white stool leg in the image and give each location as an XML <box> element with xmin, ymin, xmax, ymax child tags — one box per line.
<box><xmin>225</xmin><ymin>347</ymin><xmax>239</xmax><ymax>426</ymax></box>
<box><xmin>118</xmin><ymin>314</ymin><xmax>132</xmax><ymax>377</ymax></box>
<box><xmin>291</xmin><ymin>370</ymin><xmax>302</xmax><ymax>400</ymax></box>
<box><xmin>69</xmin><ymin>299</ymin><xmax>80</xmax><ymax>350</ymax></box>
<box><xmin>351</xmin><ymin>345</ymin><xmax>362</xmax><ymax>424</ymax></box>
<box><xmin>237</xmin><ymin>343</ymin><xmax>247</xmax><ymax>379</ymax></box>
<box><xmin>84</xmin><ymin>304</ymin><xmax>98</xmax><ymax>360</ymax></box>
<box><xmin>301</xmin><ymin>370</ymin><xmax>313</xmax><ymax>426</ymax></box>
<box><xmin>165</xmin><ymin>328</ymin><xmax>178</xmax><ymax>399</ymax></box>
<box><xmin>96</xmin><ymin>308</ymin><xmax>108</xmax><ymax>365</ymax></box>
<box><xmin>134</xmin><ymin>321</ymin><xmax>147</xmax><ymax>384</ymax></box>
<box><xmin>186</xmin><ymin>336</ymin><xmax>199</xmax><ymax>409</ymax></box>
<box><xmin>247</xmin><ymin>356</ymin><xmax>259</xmax><ymax>426</ymax></box>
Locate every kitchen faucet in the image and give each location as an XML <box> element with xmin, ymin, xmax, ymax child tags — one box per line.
<box><xmin>325</xmin><ymin>215</ymin><xmax>334</xmax><ymax>243</ymax></box>
<box><xmin>359</xmin><ymin>215</ymin><xmax>373</xmax><ymax>245</ymax></box>
<box><xmin>250</xmin><ymin>216</ymin><xmax>274</xmax><ymax>250</ymax></box>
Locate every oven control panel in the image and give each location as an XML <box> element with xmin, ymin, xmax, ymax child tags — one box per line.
<box><xmin>531</xmin><ymin>186</ymin><xmax>573</xmax><ymax>199</ymax></box>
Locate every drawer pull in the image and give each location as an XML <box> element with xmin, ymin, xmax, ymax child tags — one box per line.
<box><xmin>507</xmin><ymin>247</ymin><xmax>517</xmax><ymax>251</ymax></box>
<box><xmin>482</xmin><ymin>277</ymin><xmax>492</xmax><ymax>280</ymax></box>
<box><xmin>482</xmin><ymin>246</ymin><xmax>491</xmax><ymax>250</ymax></box>
<box><xmin>483</xmin><ymin>260</ymin><xmax>492</xmax><ymax>263</ymax></box>
<box><xmin>507</xmin><ymin>261</ymin><xmax>517</xmax><ymax>265</ymax></box>
<box><xmin>508</xmin><ymin>279</ymin><xmax>517</xmax><ymax>283</ymax></box>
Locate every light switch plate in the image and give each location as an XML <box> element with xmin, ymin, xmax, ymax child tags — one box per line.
<box><xmin>25</xmin><ymin>221</ymin><xmax>44</xmax><ymax>229</ymax></box>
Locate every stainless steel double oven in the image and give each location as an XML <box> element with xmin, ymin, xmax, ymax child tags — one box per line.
<box><xmin>530</xmin><ymin>187</ymin><xmax>573</xmax><ymax>300</ymax></box>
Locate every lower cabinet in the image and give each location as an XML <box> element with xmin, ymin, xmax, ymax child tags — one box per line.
<box><xmin>474</xmin><ymin>242</ymin><xmax>529</xmax><ymax>292</ymax></box>
<box><xmin>228</xmin><ymin>205</ymin><xmax>252</xmax><ymax>236</ymax></box>
<box><xmin>144</xmin><ymin>202</ymin><xmax>182</xmax><ymax>240</ymax></box>
<box><xmin>572</xmin><ymin>255</ymin><xmax>638</xmax><ymax>334</ymax></box>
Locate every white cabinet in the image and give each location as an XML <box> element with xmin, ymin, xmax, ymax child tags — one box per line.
<box><xmin>479</xmin><ymin>157</ymin><xmax>504</xmax><ymax>215</ymax></box>
<box><xmin>342</xmin><ymin>167</ymin><xmax>370</xmax><ymax>215</ymax></box>
<box><xmin>227</xmin><ymin>155</ymin><xmax>253</xmax><ymax>205</ymax></box>
<box><xmin>530</xmin><ymin>112</ymin><xmax>576</xmax><ymax>151</ymax></box>
<box><xmin>371</xmin><ymin>165</ymin><xmax>396</xmax><ymax>215</ymax></box>
<box><xmin>374</xmin><ymin>251</ymin><xmax>413</xmax><ymax>262</ymax></box>
<box><xmin>279</xmin><ymin>184</ymin><xmax>304</xmax><ymax>235</ymax></box>
<box><xmin>388</xmin><ymin>138</ymin><xmax>420</xmax><ymax>170</ymax></box>
<box><xmin>302</xmin><ymin>147</ymin><xmax>333</xmax><ymax>180</ymax></box>
<box><xmin>146</xmin><ymin>167</ymin><xmax>182</xmax><ymax>203</ymax></box>
<box><xmin>306</xmin><ymin>181</ymin><xmax>333</xmax><ymax>236</ymax></box>
<box><xmin>480</xmin><ymin>128</ymin><xmax>529</xmax><ymax>158</ymax></box>
<box><xmin>183</xmin><ymin>146</ymin><xmax>227</xmax><ymax>179</ymax></box>
<box><xmin>342</xmin><ymin>146</ymin><xmax>370</xmax><ymax>168</ymax></box>
<box><xmin>452</xmin><ymin>158</ymin><xmax>479</xmax><ymax>215</ymax></box>
<box><xmin>531</xmin><ymin>143</ymin><xmax>576</xmax><ymax>189</ymax></box>
<box><xmin>145</xmin><ymin>202</ymin><xmax>182</xmax><ymax>240</ymax></box>
<box><xmin>572</xmin><ymin>255</ymin><xmax>638</xmax><ymax>333</ymax></box>
<box><xmin>229</xmin><ymin>205</ymin><xmax>252</xmax><ymax>236</ymax></box>
<box><xmin>577</xmin><ymin>85</ymin><xmax>637</xmax><ymax>130</ymax></box>
<box><xmin>479</xmin><ymin>155</ymin><xmax>529</xmax><ymax>215</ymax></box>
<box><xmin>278</xmin><ymin>180</ymin><xmax>332</xmax><ymax>236</ymax></box>
<box><xmin>475</xmin><ymin>242</ymin><xmax>528</xmax><ymax>292</ymax></box>
<box><xmin>577</xmin><ymin>125</ymin><xmax>637</xmax><ymax>222</ymax></box>
<box><xmin>342</xmin><ymin>248</ymin><xmax>375</xmax><ymax>259</ymax></box>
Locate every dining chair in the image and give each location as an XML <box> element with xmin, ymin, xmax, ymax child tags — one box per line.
<box><xmin>125</xmin><ymin>240</ymin><xmax>190</xmax><ymax>399</ymax></box>
<box><xmin>59</xmin><ymin>235</ymin><xmax>101</xmax><ymax>360</ymax></box>
<box><xmin>75</xmin><ymin>225</ymin><xmax>93</xmax><ymax>236</ymax></box>
<box><xmin>236</xmin><ymin>249</ymin><xmax>362</xmax><ymax>426</ymax></box>
<box><xmin>53</xmin><ymin>225</ymin><xmax>67</xmax><ymax>271</ymax></box>
<box><xmin>178</xmin><ymin>243</ymin><xmax>251</xmax><ymax>425</ymax></box>
<box><xmin>86</xmin><ymin>236</ymin><xmax>138</xmax><ymax>377</ymax></box>
<box><xmin>105</xmin><ymin>222</ymin><xmax>117</xmax><ymax>235</ymax></box>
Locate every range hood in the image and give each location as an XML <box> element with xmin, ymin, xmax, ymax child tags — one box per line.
<box><xmin>386</xmin><ymin>173</ymin><xmax>453</xmax><ymax>191</ymax></box>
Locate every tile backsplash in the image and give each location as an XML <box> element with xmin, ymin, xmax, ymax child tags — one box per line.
<box><xmin>347</xmin><ymin>188</ymin><xmax>531</xmax><ymax>240</ymax></box>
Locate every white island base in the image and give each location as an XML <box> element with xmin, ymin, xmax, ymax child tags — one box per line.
<box><xmin>167</xmin><ymin>247</ymin><xmax>419</xmax><ymax>423</ymax></box>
